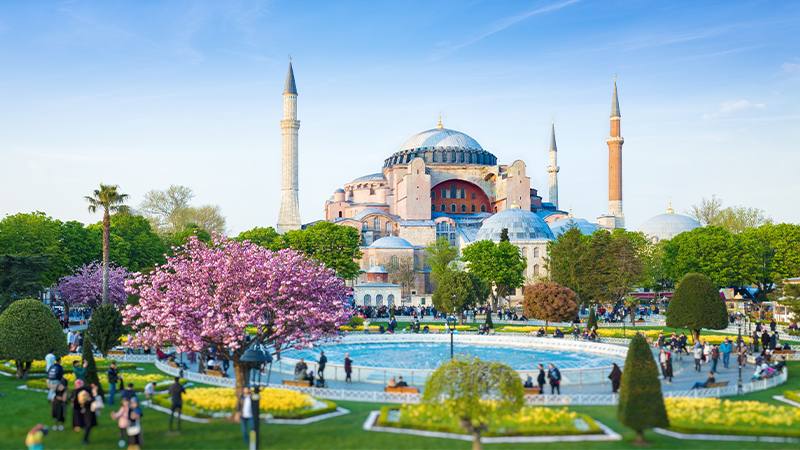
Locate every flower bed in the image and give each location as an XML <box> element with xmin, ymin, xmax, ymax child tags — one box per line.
<box><xmin>152</xmin><ymin>387</ymin><xmax>337</xmax><ymax>420</ymax></box>
<box><xmin>785</xmin><ymin>391</ymin><xmax>800</xmax><ymax>403</ymax></box>
<box><xmin>665</xmin><ymin>398</ymin><xmax>800</xmax><ymax>437</ymax></box>
<box><xmin>377</xmin><ymin>403</ymin><xmax>601</xmax><ymax>437</ymax></box>
<box><xmin>339</xmin><ymin>325</ymin><xmax>382</xmax><ymax>332</ymax></box>
<box><xmin>25</xmin><ymin>372</ymin><xmax>170</xmax><ymax>391</ymax></box>
<box><xmin>495</xmin><ymin>327</ymin><xmax>752</xmax><ymax>344</ymax></box>
<box><xmin>1</xmin><ymin>356</ymin><xmax>136</xmax><ymax>375</ymax></box>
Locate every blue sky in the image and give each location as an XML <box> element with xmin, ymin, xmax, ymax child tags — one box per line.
<box><xmin>1</xmin><ymin>0</ymin><xmax>798</xmax><ymax>233</ymax></box>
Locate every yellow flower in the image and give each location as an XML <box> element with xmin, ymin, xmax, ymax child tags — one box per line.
<box><xmin>183</xmin><ymin>387</ymin><xmax>312</xmax><ymax>414</ymax></box>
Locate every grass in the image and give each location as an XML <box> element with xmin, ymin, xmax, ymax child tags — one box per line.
<box><xmin>1</xmin><ymin>363</ymin><xmax>799</xmax><ymax>449</ymax></box>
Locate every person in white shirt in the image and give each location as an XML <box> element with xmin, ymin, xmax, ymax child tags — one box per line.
<box><xmin>45</xmin><ymin>350</ymin><xmax>56</xmax><ymax>372</ymax></box>
<box><xmin>239</xmin><ymin>387</ymin><xmax>255</xmax><ymax>444</ymax></box>
<box><xmin>66</xmin><ymin>331</ymin><xmax>75</xmax><ymax>352</ymax></box>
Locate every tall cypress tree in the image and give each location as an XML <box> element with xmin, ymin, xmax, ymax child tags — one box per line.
<box><xmin>617</xmin><ymin>333</ymin><xmax>668</xmax><ymax>444</ymax></box>
<box><xmin>586</xmin><ymin>307</ymin><xmax>598</xmax><ymax>330</ymax></box>
<box><xmin>81</xmin><ymin>335</ymin><xmax>103</xmax><ymax>395</ymax></box>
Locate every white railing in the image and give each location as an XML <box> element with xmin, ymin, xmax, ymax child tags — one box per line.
<box><xmin>154</xmin><ymin>361</ymin><xmax>787</xmax><ymax>406</ymax></box>
<box><xmin>109</xmin><ymin>354</ymin><xmax>157</xmax><ymax>363</ymax></box>
<box><xmin>274</xmin><ymin>334</ymin><xmax>628</xmax><ymax>387</ymax></box>
<box><xmin>368</xmin><ymin>316</ymin><xmax>666</xmax><ymax>328</ymax></box>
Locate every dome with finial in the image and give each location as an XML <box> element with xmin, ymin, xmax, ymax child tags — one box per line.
<box><xmin>383</xmin><ymin>120</ymin><xmax>497</xmax><ymax>168</ymax></box>
<box><xmin>476</xmin><ymin>205</ymin><xmax>555</xmax><ymax>242</ymax></box>
<box><xmin>639</xmin><ymin>202</ymin><xmax>700</xmax><ymax>241</ymax></box>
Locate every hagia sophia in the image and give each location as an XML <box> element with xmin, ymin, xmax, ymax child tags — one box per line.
<box><xmin>275</xmin><ymin>63</ymin><xmax>700</xmax><ymax>307</ymax></box>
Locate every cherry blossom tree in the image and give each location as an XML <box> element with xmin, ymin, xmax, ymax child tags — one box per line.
<box><xmin>123</xmin><ymin>236</ymin><xmax>351</xmax><ymax>390</ymax></box>
<box><xmin>56</xmin><ymin>262</ymin><xmax>129</xmax><ymax>320</ymax></box>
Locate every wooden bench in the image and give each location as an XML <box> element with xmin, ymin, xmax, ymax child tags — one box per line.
<box><xmin>384</xmin><ymin>386</ymin><xmax>420</xmax><ymax>394</ymax></box>
<box><xmin>108</xmin><ymin>350</ymin><xmax>125</xmax><ymax>356</ymax></box>
<box><xmin>167</xmin><ymin>360</ymin><xmax>180</xmax><ymax>369</ymax></box>
<box><xmin>206</xmin><ymin>368</ymin><xmax>225</xmax><ymax>378</ymax></box>
<box><xmin>524</xmin><ymin>387</ymin><xmax>542</xmax><ymax>395</ymax></box>
<box><xmin>705</xmin><ymin>381</ymin><xmax>729</xmax><ymax>388</ymax></box>
<box><xmin>773</xmin><ymin>349</ymin><xmax>795</xmax><ymax>355</ymax></box>
<box><xmin>283</xmin><ymin>379</ymin><xmax>311</xmax><ymax>387</ymax></box>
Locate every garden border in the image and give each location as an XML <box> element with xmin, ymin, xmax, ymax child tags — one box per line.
<box><xmin>361</xmin><ymin>411</ymin><xmax>622</xmax><ymax>443</ymax></box>
<box><xmin>773</xmin><ymin>395</ymin><xmax>800</xmax><ymax>408</ymax></box>
<box><xmin>653</xmin><ymin>427</ymin><xmax>800</xmax><ymax>443</ymax></box>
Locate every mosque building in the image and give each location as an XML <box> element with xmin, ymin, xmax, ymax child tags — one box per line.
<box><xmin>275</xmin><ymin>62</ymin><xmax>662</xmax><ymax>308</ymax></box>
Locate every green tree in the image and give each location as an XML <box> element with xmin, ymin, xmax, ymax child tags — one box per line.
<box><xmin>0</xmin><ymin>299</ymin><xmax>67</xmax><ymax>378</ymax></box>
<box><xmin>423</xmin><ymin>358</ymin><xmax>523</xmax><ymax>450</ymax></box>
<box><xmin>462</xmin><ymin>240</ymin><xmax>526</xmax><ymax>314</ymax></box>
<box><xmin>236</xmin><ymin>226</ymin><xmax>284</xmax><ymax>251</ymax></box>
<box><xmin>546</xmin><ymin>228</ymin><xmax>588</xmax><ymax>300</ymax></box>
<box><xmin>386</xmin><ymin>256</ymin><xmax>416</xmax><ymax>300</ymax></box>
<box><xmin>85</xmin><ymin>184</ymin><xmax>129</xmax><ymax>305</ymax></box>
<box><xmin>87</xmin><ymin>304</ymin><xmax>125</xmax><ymax>356</ymax></box>
<box><xmin>586</xmin><ymin>307</ymin><xmax>597</xmax><ymax>330</ymax></box>
<box><xmin>0</xmin><ymin>255</ymin><xmax>49</xmax><ymax>311</ymax></box>
<box><xmin>740</xmin><ymin>223</ymin><xmax>800</xmax><ymax>301</ymax></box>
<box><xmin>433</xmin><ymin>269</ymin><xmax>487</xmax><ymax>321</ymax></box>
<box><xmin>617</xmin><ymin>333</ymin><xmax>669</xmax><ymax>445</ymax></box>
<box><xmin>425</xmin><ymin>237</ymin><xmax>459</xmax><ymax>284</ymax></box>
<box><xmin>282</xmin><ymin>222</ymin><xmax>362</xmax><ymax>279</ymax></box>
<box><xmin>666</xmin><ymin>272</ymin><xmax>727</xmax><ymax>342</ymax></box>
<box><xmin>81</xmin><ymin>335</ymin><xmax>102</xmax><ymax>393</ymax></box>
<box><xmin>690</xmin><ymin>196</ymin><xmax>770</xmax><ymax>233</ymax></box>
<box><xmin>606</xmin><ymin>230</ymin><xmax>647</xmax><ymax>305</ymax></box>
<box><xmin>165</xmin><ymin>223</ymin><xmax>212</xmax><ymax>250</ymax></box>
<box><xmin>59</xmin><ymin>220</ymin><xmax>98</xmax><ymax>272</ymax></box>
<box><xmin>522</xmin><ymin>282</ymin><xmax>579</xmax><ymax>328</ymax></box>
<box><xmin>0</xmin><ymin>212</ymin><xmax>67</xmax><ymax>287</ymax></box>
<box><xmin>139</xmin><ymin>185</ymin><xmax>226</xmax><ymax>234</ymax></box>
<box><xmin>662</xmin><ymin>227</ymin><xmax>743</xmax><ymax>288</ymax></box>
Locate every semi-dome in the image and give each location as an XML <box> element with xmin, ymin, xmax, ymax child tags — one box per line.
<box><xmin>351</xmin><ymin>173</ymin><xmax>386</xmax><ymax>183</ymax></box>
<box><xmin>369</xmin><ymin>236</ymin><xmax>415</xmax><ymax>249</ymax></box>
<box><xmin>639</xmin><ymin>205</ymin><xmax>700</xmax><ymax>241</ymax></box>
<box><xmin>476</xmin><ymin>207</ymin><xmax>555</xmax><ymax>242</ymax></box>
<box><xmin>549</xmin><ymin>217</ymin><xmax>600</xmax><ymax>237</ymax></box>
<box><xmin>384</xmin><ymin>123</ymin><xmax>497</xmax><ymax>168</ymax></box>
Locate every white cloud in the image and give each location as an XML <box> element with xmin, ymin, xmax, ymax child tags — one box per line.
<box><xmin>703</xmin><ymin>99</ymin><xmax>766</xmax><ymax>119</ymax></box>
<box><xmin>782</xmin><ymin>62</ymin><xmax>800</xmax><ymax>74</ymax></box>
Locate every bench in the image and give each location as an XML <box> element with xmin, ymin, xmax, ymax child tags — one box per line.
<box><xmin>705</xmin><ymin>381</ymin><xmax>729</xmax><ymax>388</ymax></box>
<box><xmin>524</xmin><ymin>387</ymin><xmax>542</xmax><ymax>395</ymax></box>
<box><xmin>108</xmin><ymin>350</ymin><xmax>125</xmax><ymax>356</ymax></box>
<box><xmin>384</xmin><ymin>386</ymin><xmax>420</xmax><ymax>394</ymax></box>
<box><xmin>167</xmin><ymin>360</ymin><xmax>180</xmax><ymax>369</ymax></box>
<box><xmin>206</xmin><ymin>368</ymin><xmax>225</xmax><ymax>378</ymax></box>
<box><xmin>283</xmin><ymin>379</ymin><xmax>312</xmax><ymax>387</ymax></box>
<box><xmin>773</xmin><ymin>349</ymin><xmax>795</xmax><ymax>355</ymax></box>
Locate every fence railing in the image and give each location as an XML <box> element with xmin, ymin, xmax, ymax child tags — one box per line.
<box><xmin>367</xmin><ymin>316</ymin><xmax>666</xmax><ymax>328</ymax></box>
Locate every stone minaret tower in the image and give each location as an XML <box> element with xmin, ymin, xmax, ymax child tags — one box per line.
<box><xmin>547</xmin><ymin>122</ymin><xmax>559</xmax><ymax>209</ymax></box>
<box><xmin>277</xmin><ymin>62</ymin><xmax>302</xmax><ymax>233</ymax></box>
<box><xmin>606</xmin><ymin>80</ymin><xmax>625</xmax><ymax>227</ymax></box>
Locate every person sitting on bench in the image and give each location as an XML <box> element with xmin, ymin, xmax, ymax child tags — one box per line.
<box><xmin>523</xmin><ymin>376</ymin><xmax>534</xmax><ymax>388</ymax></box>
<box><xmin>691</xmin><ymin>371</ymin><xmax>716</xmax><ymax>389</ymax></box>
<box><xmin>395</xmin><ymin>376</ymin><xmax>408</xmax><ymax>387</ymax></box>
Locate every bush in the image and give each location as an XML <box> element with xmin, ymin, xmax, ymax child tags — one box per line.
<box><xmin>617</xmin><ymin>333</ymin><xmax>669</xmax><ymax>444</ymax></box>
<box><xmin>0</xmin><ymin>299</ymin><xmax>68</xmax><ymax>378</ymax></box>
<box><xmin>523</xmin><ymin>282</ymin><xmax>579</xmax><ymax>326</ymax></box>
<box><xmin>666</xmin><ymin>273</ymin><xmax>727</xmax><ymax>342</ymax></box>
<box><xmin>87</xmin><ymin>304</ymin><xmax>124</xmax><ymax>356</ymax></box>
<box><xmin>81</xmin><ymin>336</ymin><xmax>102</xmax><ymax>392</ymax></box>
<box><xmin>346</xmin><ymin>315</ymin><xmax>364</xmax><ymax>328</ymax></box>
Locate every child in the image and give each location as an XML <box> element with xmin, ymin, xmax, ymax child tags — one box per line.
<box><xmin>25</xmin><ymin>424</ymin><xmax>48</xmax><ymax>450</ymax></box>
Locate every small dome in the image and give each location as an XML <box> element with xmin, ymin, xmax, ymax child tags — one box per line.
<box><xmin>366</xmin><ymin>265</ymin><xmax>388</xmax><ymax>274</ymax></box>
<box><xmin>549</xmin><ymin>218</ymin><xmax>599</xmax><ymax>237</ymax></box>
<box><xmin>351</xmin><ymin>173</ymin><xmax>386</xmax><ymax>183</ymax></box>
<box><xmin>369</xmin><ymin>236</ymin><xmax>415</xmax><ymax>249</ymax></box>
<box><xmin>639</xmin><ymin>208</ymin><xmax>700</xmax><ymax>241</ymax></box>
<box><xmin>399</xmin><ymin>128</ymin><xmax>483</xmax><ymax>152</ymax></box>
<box><xmin>334</xmin><ymin>188</ymin><xmax>345</xmax><ymax>193</ymax></box>
<box><xmin>476</xmin><ymin>207</ymin><xmax>555</xmax><ymax>242</ymax></box>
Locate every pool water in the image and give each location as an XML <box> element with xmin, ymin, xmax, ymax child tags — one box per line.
<box><xmin>281</xmin><ymin>342</ymin><xmax>620</xmax><ymax>370</ymax></box>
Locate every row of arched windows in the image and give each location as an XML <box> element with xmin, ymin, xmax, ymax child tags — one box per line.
<box><xmin>362</xmin><ymin>294</ymin><xmax>395</xmax><ymax>307</ymax></box>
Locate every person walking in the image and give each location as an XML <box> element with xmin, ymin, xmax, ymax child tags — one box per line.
<box><xmin>720</xmin><ymin>339</ymin><xmax>732</xmax><ymax>369</ymax></box>
<box><xmin>608</xmin><ymin>363</ymin><xmax>622</xmax><ymax>393</ymax></box>
<box><xmin>168</xmin><ymin>377</ymin><xmax>185</xmax><ymax>432</ymax></box>
<box><xmin>692</xmin><ymin>343</ymin><xmax>703</xmax><ymax>372</ymax></box>
<box><xmin>239</xmin><ymin>387</ymin><xmax>255</xmax><ymax>444</ymax></box>
<box><xmin>107</xmin><ymin>362</ymin><xmax>119</xmax><ymax>406</ymax></box>
<box><xmin>70</xmin><ymin>379</ymin><xmax>88</xmax><ymax>432</ymax></box>
<box><xmin>344</xmin><ymin>353</ymin><xmax>353</xmax><ymax>383</ymax></box>
<box><xmin>318</xmin><ymin>351</ymin><xmax>327</xmax><ymax>378</ymax></box>
<box><xmin>51</xmin><ymin>379</ymin><xmax>67</xmax><ymax>431</ymax></box>
<box><xmin>127</xmin><ymin>397</ymin><xmax>143</xmax><ymax>450</ymax></box>
<box><xmin>710</xmin><ymin>345</ymin><xmax>720</xmax><ymax>373</ymax></box>
<box><xmin>536</xmin><ymin>364</ymin><xmax>546</xmax><ymax>393</ymax></box>
<box><xmin>46</xmin><ymin>357</ymin><xmax>64</xmax><ymax>401</ymax></box>
<box><xmin>45</xmin><ymin>349</ymin><xmax>56</xmax><ymax>373</ymax></box>
<box><xmin>547</xmin><ymin>364</ymin><xmax>561</xmax><ymax>395</ymax></box>
<box><xmin>110</xmin><ymin>398</ymin><xmax>130</xmax><ymax>449</ymax></box>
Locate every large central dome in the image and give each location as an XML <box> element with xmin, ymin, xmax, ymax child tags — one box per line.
<box><xmin>384</xmin><ymin>125</ymin><xmax>497</xmax><ymax>168</ymax></box>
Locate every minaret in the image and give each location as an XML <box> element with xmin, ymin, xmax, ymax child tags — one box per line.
<box><xmin>606</xmin><ymin>80</ymin><xmax>625</xmax><ymax>227</ymax></box>
<box><xmin>277</xmin><ymin>61</ymin><xmax>302</xmax><ymax>233</ymax></box>
<box><xmin>547</xmin><ymin>122</ymin><xmax>559</xmax><ymax>209</ymax></box>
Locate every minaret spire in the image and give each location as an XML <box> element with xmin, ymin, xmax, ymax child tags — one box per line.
<box><xmin>547</xmin><ymin>122</ymin><xmax>560</xmax><ymax>209</ymax></box>
<box><xmin>277</xmin><ymin>60</ymin><xmax>302</xmax><ymax>233</ymax></box>
<box><xmin>604</xmin><ymin>77</ymin><xmax>625</xmax><ymax>228</ymax></box>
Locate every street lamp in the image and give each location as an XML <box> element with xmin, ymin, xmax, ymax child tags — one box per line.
<box><xmin>240</xmin><ymin>342</ymin><xmax>273</xmax><ymax>450</ymax></box>
<box><xmin>447</xmin><ymin>315</ymin><xmax>458</xmax><ymax>360</ymax></box>
<box><xmin>737</xmin><ymin>323</ymin><xmax>743</xmax><ymax>394</ymax></box>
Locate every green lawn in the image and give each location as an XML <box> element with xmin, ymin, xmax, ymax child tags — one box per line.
<box><xmin>1</xmin><ymin>363</ymin><xmax>798</xmax><ymax>449</ymax></box>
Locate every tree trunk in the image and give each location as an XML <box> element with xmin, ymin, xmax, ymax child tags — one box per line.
<box><xmin>233</xmin><ymin>358</ymin><xmax>249</xmax><ymax>397</ymax></box>
<box><xmin>102</xmin><ymin>210</ymin><xmax>110</xmax><ymax>305</ymax></box>
<box><xmin>64</xmin><ymin>303</ymin><xmax>70</xmax><ymax>326</ymax></box>
<box><xmin>15</xmin><ymin>360</ymin><xmax>31</xmax><ymax>379</ymax></box>
<box><xmin>633</xmin><ymin>430</ymin><xmax>647</xmax><ymax>446</ymax></box>
<box><xmin>471</xmin><ymin>432</ymin><xmax>482</xmax><ymax>450</ymax></box>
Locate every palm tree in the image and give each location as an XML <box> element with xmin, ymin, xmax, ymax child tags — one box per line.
<box><xmin>85</xmin><ymin>184</ymin><xmax>128</xmax><ymax>304</ymax></box>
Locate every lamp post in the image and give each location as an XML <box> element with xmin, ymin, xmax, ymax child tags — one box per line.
<box><xmin>240</xmin><ymin>342</ymin><xmax>273</xmax><ymax>450</ymax></box>
<box><xmin>737</xmin><ymin>323</ymin><xmax>743</xmax><ymax>394</ymax></box>
<box><xmin>447</xmin><ymin>315</ymin><xmax>457</xmax><ymax>360</ymax></box>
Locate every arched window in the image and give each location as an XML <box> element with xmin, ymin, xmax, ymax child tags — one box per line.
<box><xmin>390</xmin><ymin>255</ymin><xmax>399</xmax><ymax>267</ymax></box>
<box><xmin>386</xmin><ymin>222</ymin><xmax>392</xmax><ymax>235</ymax></box>
<box><xmin>376</xmin><ymin>294</ymin><xmax>384</xmax><ymax>306</ymax></box>
<box><xmin>471</xmin><ymin>204</ymin><xmax>476</xmax><ymax>212</ymax></box>
<box><xmin>373</xmin><ymin>217</ymin><xmax>380</xmax><ymax>230</ymax></box>
<box><xmin>441</xmin><ymin>204</ymin><xmax>446</xmax><ymax>211</ymax></box>
<box><xmin>450</xmin><ymin>204</ymin><xmax>456</xmax><ymax>213</ymax></box>
<box><xmin>533</xmin><ymin>247</ymin><xmax>540</xmax><ymax>258</ymax></box>
<box><xmin>431</xmin><ymin>204</ymin><xmax>436</xmax><ymax>211</ymax></box>
<box><xmin>481</xmin><ymin>205</ymin><xmax>486</xmax><ymax>212</ymax></box>
<box><xmin>461</xmin><ymin>204</ymin><xmax>466</xmax><ymax>212</ymax></box>
<box><xmin>533</xmin><ymin>264</ymin><xmax>540</xmax><ymax>276</ymax></box>
<box><xmin>387</xmin><ymin>294</ymin><xmax>395</xmax><ymax>306</ymax></box>
<box><xmin>338</xmin><ymin>211</ymin><xmax>342</xmax><ymax>218</ymax></box>
<box><xmin>361</xmin><ymin>222</ymin><xmax>368</xmax><ymax>231</ymax></box>
<box><xmin>363</xmin><ymin>294</ymin><xmax>372</xmax><ymax>306</ymax></box>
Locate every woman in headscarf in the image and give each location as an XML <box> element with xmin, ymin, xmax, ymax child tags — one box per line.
<box><xmin>608</xmin><ymin>363</ymin><xmax>622</xmax><ymax>393</ymax></box>
<box><xmin>70</xmin><ymin>379</ymin><xmax>88</xmax><ymax>432</ymax></box>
